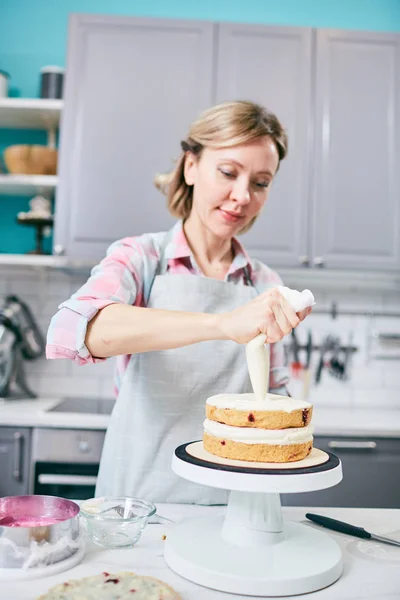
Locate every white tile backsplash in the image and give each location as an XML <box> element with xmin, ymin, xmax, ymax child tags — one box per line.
<box><xmin>35</xmin><ymin>374</ymin><xmax>102</xmax><ymax>398</ymax></box>
<box><xmin>1</xmin><ymin>266</ymin><xmax>399</xmax><ymax>406</ymax></box>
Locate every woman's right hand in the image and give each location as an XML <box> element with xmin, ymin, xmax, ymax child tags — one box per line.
<box><xmin>218</xmin><ymin>288</ymin><xmax>312</xmax><ymax>345</ymax></box>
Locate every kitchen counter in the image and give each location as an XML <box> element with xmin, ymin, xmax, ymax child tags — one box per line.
<box><xmin>0</xmin><ymin>398</ymin><xmax>111</xmax><ymax>430</ymax></box>
<box><xmin>1</xmin><ymin>398</ymin><xmax>400</xmax><ymax>437</ymax></box>
<box><xmin>3</xmin><ymin>504</ymin><xmax>400</xmax><ymax>599</ymax></box>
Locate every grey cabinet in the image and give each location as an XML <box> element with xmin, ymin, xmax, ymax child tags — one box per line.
<box><xmin>0</xmin><ymin>427</ymin><xmax>32</xmax><ymax>497</ymax></box>
<box><xmin>215</xmin><ymin>24</ymin><xmax>313</xmax><ymax>268</ymax></box>
<box><xmin>54</xmin><ymin>16</ymin><xmax>400</xmax><ymax>271</ymax></box>
<box><xmin>55</xmin><ymin>15</ymin><xmax>215</xmax><ymax>259</ymax></box>
<box><xmin>216</xmin><ymin>25</ymin><xmax>400</xmax><ymax>271</ymax></box>
<box><xmin>281</xmin><ymin>436</ymin><xmax>400</xmax><ymax>509</ymax></box>
<box><xmin>311</xmin><ymin>30</ymin><xmax>400</xmax><ymax>270</ymax></box>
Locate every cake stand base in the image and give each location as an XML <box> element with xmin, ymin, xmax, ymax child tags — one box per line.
<box><xmin>165</xmin><ymin>443</ymin><xmax>343</xmax><ymax>597</ymax></box>
<box><xmin>165</xmin><ymin>515</ymin><xmax>342</xmax><ymax>597</ymax></box>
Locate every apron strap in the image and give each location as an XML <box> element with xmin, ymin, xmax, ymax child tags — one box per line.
<box><xmin>144</xmin><ymin>227</ymin><xmax>175</xmax><ymax>304</ymax></box>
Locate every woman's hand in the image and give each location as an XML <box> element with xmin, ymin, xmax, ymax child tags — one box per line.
<box><xmin>218</xmin><ymin>288</ymin><xmax>312</xmax><ymax>344</ymax></box>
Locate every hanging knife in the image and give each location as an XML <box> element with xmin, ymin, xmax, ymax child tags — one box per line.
<box><xmin>306</xmin><ymin>513</ymin><xmax>400</xmax><ymax>547</ymax></box>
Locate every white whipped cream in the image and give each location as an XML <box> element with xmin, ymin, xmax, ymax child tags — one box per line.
<box><xmin>246</xmin><ymin>286</ymin><xmax>315</xmax><ymax>401</ymax></box>
<box><xmin>206</xmin><ymin>392</ymin><xmax>311</xmax><ymax>412</ymax></box>
<box><xmin>245</xmin><ymin>334</ymin><xmax>269</xmax><ymax>402</ymax></box>
<box><xmin>204</xmin><ymin>418</ymin><xmax>314</xmax><ymax>445</ymax></box>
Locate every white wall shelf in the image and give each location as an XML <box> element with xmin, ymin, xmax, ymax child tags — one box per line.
<box><xmin>0</xmin><ymin>174</ymin><xmax>58</xmax><ymax>196</ymax></box>
<box><xmin>0</xmin><ymin>98</ymin><xmax>63</xmax><ymax>129</ymax></box>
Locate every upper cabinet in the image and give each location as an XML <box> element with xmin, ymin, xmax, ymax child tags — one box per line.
<box><xmin>54</xmin><ymin>15</ymin><xmax>215</xmax><ymax>259</ymax></box>
<box><xmin>54</xmin><ymin>15</ymin><xmax>400</xmax><ymax>271</ymax></box>
<box><xmin>311</xmin><ymin>30</ymin><xmax>400</xmax><ymax>270</ymax></box>
<box><xmin>215</xmin><ymin>24</ymin><xmax>313</xmax><ymax>268</ymax></box>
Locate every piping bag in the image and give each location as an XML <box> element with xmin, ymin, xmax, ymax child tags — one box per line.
<box><xmin>246</xmin><ymin>286</ymin><xmax>315</xmax><ymax>401</ymax></box>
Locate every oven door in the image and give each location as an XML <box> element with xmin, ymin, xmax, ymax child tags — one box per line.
<box><xmin>31</xmin><ymin>427</ymin><xmax>105</xmax><ymax>500</ymax></box>
<box><xmin>33</xmin><ymin>461</ymin><xmax>99</xmax><ymax>500</ymax></box>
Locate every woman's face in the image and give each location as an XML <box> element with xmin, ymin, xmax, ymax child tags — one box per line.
<box><xmin>184</xmin><ymin>136</ymin><xmax>280</xmax><ymax>238</ymax></box>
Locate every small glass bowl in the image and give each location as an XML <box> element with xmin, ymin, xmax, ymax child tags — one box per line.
<box><xmin>80</xmin><ymin>497</ymin><xmax>156</xmax><ymax>548</ymax></box>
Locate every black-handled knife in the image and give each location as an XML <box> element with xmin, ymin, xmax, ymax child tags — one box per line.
<box><xmin>306</xmin><ymin>513</ymin><xmax>400</xmax><ymax>547</ymax></box>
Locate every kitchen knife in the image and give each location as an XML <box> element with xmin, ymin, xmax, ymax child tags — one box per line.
<box><xmin>306</xmin><ymin>513</ymin><xmax>400</xmax><ymax>547</ymax></box>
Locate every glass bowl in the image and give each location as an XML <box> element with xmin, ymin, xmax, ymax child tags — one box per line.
<box><xmin>80</xmin><ymin>497</ymin><xmax>156</xmax><ymax>548</ymax></box>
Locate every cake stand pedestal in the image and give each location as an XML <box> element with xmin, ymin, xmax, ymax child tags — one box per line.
<box><xmin>164</xmin><ymin>442</ymin><xmax>343</xmax><ymax>597</ymax></box>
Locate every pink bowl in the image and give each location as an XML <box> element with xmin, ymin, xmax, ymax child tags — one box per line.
<box><xmin>0</xmin><ymin>495</ymin><xmax>80</xmax><ymax>568</ymax></box>
<box><xmin>0</xmin><ymin>495</ymin><xmax>79</xmax><ymax>527</ymax></box>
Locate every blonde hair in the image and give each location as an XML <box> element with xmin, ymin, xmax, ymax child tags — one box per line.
<box><xmin>154</xmin><ymin>101</ymin><xmax>288</xmax><ymax>233</ymax></box>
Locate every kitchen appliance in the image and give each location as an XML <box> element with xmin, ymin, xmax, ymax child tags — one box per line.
<box><xmin>48</xmin><ymin>396</ymin><xmax>115</xmax><ymax>414</ymax></box>
<box><xmin>0</xmin><ymin>295</ymin><xmax>45</xmax><ymax>399</ymax></box>
<box><xmin>28</xmin><ymin>398</ymin><xmax>114</xmax><ymax>499</ymax></box>
<box><xmin>31</xmin><ymin>427</ymin><xmax>106</xmax><ymax>500</ymax></box>
<box><xmin>164</xmin><ymin>442</ymin><xmax>343</xmax><ymax>597</ymax></box>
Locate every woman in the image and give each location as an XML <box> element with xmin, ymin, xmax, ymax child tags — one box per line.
<box><xmin>47</xmin><ymin>101</ymin><xmax>312</xmax><ymax>504</ymax></box>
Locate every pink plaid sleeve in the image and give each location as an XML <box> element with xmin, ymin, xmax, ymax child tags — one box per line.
<box><xmin>250</xmin><ymin>259</ymin><xmax>290</xmax><ymax>391</ymax></box>
<box><xmin>46</xmin><ymin>237</ymin><xmax>149</xmax><ymax>364</ymax></box>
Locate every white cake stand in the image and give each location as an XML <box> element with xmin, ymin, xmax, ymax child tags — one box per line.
<box><xmin>164</xmin><ymin>442</ymin><xmax>343</xmax><ymax>597</ymax></box>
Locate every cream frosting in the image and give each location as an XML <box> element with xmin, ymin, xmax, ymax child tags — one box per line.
<box><xmin>245</xmin><ymin>333</ymin><xmax>270</xmax><ymax>402</ymax></box>
<box><xmin>203</xmin><ymin>418</ymin><xmax>314</xmax><ymax>445</ymax></box>
<box><xmin>206</xmin><ymin>392</ymin><xmax>312</xmax><ymax>413</ymax></box>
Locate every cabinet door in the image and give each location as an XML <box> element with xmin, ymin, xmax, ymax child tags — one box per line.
<box><xmin>0</xmin><ymin>427</ymin><xmax>31</xmax><ymax>496</ymax></box>
<box><xmin>216</xmin><ymin>24</ymin><xmax>313</xmax><ymax>268</ymax></box>
<box><xmin>281</xmin><ymin>436</ymin><xmax>400</xmax><ymax>508</ymax></box>
<box><xmin>55</xmin><ymin>15</ymin><xmax>215</xmax><ymax>260</ymax></box>
<box><xmin>312</xmin><ymin>30</ymin><xmax>400</xmax><ymax>270</ymax></box>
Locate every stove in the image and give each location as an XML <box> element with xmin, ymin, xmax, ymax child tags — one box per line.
<box><xmin>48</xmin><ymin>397</ymin><xmax>115</xmax><ymax>415</ymax></box>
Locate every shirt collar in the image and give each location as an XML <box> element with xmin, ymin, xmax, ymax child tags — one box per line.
<box><xmin>165</xmin><ymin>221</ymin><xmax>252</xmax><ymax>277</ymax></box>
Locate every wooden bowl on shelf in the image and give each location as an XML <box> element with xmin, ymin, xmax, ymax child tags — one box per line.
<box><xmin>4</xmin><ymin>144</ymin><xmax>58</xmax><ymax>175</ymax></box>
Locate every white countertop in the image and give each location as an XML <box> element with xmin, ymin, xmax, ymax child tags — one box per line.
<box><xmin>2</xmin><ymin>504</ymin><xmax>400</xmax><ymax>600</ymax></box>
<box><xmin>0</xmin><ymin>398</ymin><xmax>111</xmax><ymax>430</ymax></box>
<box><xmin>1</xmin><ymin>398</ymin><xmax>400</xmax><ymax>438</ymax></box>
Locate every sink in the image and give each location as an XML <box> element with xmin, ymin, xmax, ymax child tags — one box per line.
<box><xmin>48</xmin><ymin>397</ymin><xmax>115</xmax><ymax>415</ymax></box>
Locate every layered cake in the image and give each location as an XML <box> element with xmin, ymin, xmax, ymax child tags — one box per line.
<box><xmin>203</xmin><ymin>286</ymin><xmax>316</xmax><ymax>464</ymax></box>
<box><xmin>203</xmin><ymin>393</ymin><xmax>313</xmax><ymax>463</ymax></box>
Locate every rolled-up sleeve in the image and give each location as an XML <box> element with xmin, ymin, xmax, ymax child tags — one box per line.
<box><xmin>46</xmin><ymin>239</ymin><xmax>143</xmax><ymax>364</ymax></box>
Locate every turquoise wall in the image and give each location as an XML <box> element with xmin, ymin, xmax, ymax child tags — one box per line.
<box><xmin>1</xmin><ymin>0</ymin><xmax>399</xmax><ymax>253</ymax></box>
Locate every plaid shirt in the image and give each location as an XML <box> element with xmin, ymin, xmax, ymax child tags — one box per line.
<box><xmin>46</xmin><ymin>221</ymin><xmax>289</xmax><ymax>396</ymax></box>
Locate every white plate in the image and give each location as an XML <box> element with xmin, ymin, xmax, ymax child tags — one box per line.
<box><xmin>0</xmin><ymin>543</ymin><xmax>85</xmax><ymax>581</ymax></box>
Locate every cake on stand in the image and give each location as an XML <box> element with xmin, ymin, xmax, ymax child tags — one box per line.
<box><xmin>164</xmin><ymin>441</ymin><xmax>343</xmax><ymax>597</ymax></box>
<box><xmin>165</xmin><ymin>288</ymin><xmax>335</xmax><ymax>596</ymax></box>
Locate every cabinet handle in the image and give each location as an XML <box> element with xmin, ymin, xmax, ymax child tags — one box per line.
<box><xmin>298</xmin><ymin>255</ymin><xmax>310</xmax><ymax>267</ymax></box>
<box><xmin>328</xmin><ymin>441</ymin><xmax>377</xmax><ymax>451</ymax></box>
<box><xmin>313</xmin><ymin>256</ymin><xmax>325</xmax><ymax>268</ymax></box>
<box><xmin>13</xmin><ymin>432</ymin><xmax>24</xmax><ymax>482</ymax></box>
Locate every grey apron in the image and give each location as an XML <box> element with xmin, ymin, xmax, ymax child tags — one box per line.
<box><xmin>96</xmin><ymin>232</ymin><xmax>263</xmax><ymax>504</ymax></box>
